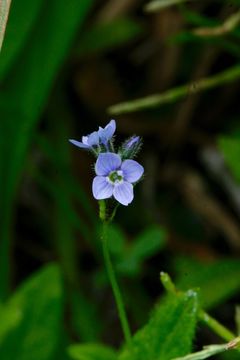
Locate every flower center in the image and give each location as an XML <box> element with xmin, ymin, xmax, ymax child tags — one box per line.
<box><xmin>108</xmin><ymin>170</ymin><xmax>123</xmax><ymax>184</ymax></box>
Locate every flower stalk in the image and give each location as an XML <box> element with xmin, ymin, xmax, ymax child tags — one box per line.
<box><xmin>100</xmin><ymin>202</ymin><xmax>132</xmax><ymax>346</ymax></box>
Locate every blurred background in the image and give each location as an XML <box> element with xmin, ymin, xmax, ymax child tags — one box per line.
<box><xmin>0</xmin><ymin>0</ymin><xmax>240</xmax><ymax>359</ymax></box>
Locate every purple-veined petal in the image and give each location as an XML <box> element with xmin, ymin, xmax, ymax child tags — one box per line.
<box><xmin>92</xmin><ymin>176</ymin><xmax>113</xmax><ymax>200</ymax></box>
<box><xmin>98</xmin><ymin>119</ymin><xmax>116</xmax><ymax>143</ymax></box>
<box><xmin>95</xmin><ymin>152</ymin><xmax>121</xmax><ymax>176</ymax></box>
<box><xmin>121</xmin><ymin>159</ymin><xmax>144</xmax><ymax>183</ymax></box>
<box><xmin>113</xmin><ymin>181</ymin><xmax>133</xmax><ymax>206</ymax></box>
<box><xmin>69</xmin><ymin>139</ymin><xmax>90</xmax><ymax>149</ymax></box>
<box><xmin>88</xmin><ymin>131</ymin><xmax>99</xmax><ymax>146</ymax></box>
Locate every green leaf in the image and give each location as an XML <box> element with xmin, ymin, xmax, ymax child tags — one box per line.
<box><xmin>0</xmin><ymin>0</ymin><xmax>94</xmax><ymax>299</ymax></box>
<box><xmin>117</xmin><ymin>226</ymin><xmax>166</xmax><ymax>276</ymax></box>
<box><xmin>70</xmin><ymin>291</ymin><xmax>102</xmax><ymax>342</ymax></box>
<box><xmin>0</xmin><ymin>0</ymin><xmax>43</xmax><ymax>78</ymax></box>
<box><xmin>0</xmin><ymin>264</ymin><xmax>63</xmax><ymax>360</ymax></box>
<box><xmin>68</xmin><ymin>343</ymin><xmax>117</xmax><ymax>360</ymax></box>
<box><xmin>129</xmin><ymin>226</ymin><xmax>166</xmax><ymax>260</ymax></box>
<box><xmin>119</xmin><ymin>290</ymin><xmax>199</xmax><ymax>360</ymax></box>
<box><xmin>105</xmin><ymin>224</ymin><xmax>126</xmax><ymax>257</ymax></box>
<box><xmin>77</xmin><ymin>17</ymin><xmax>143</xmax><ymax>56</ymax></box>
<box><xmin>218</xmin><ymin>135</ymin><xmax>240</xmax><ymax>183</ymax></box>
<box><xmin>176</xmin><ymin>258</ymin><xmax>240</xmax><ymax>309</ymax></box>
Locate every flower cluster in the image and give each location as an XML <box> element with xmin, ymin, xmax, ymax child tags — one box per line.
<box><xmin>69</xmin><ymin>120</ymin><xmax>144</xmax><ymax>206</ymax></box>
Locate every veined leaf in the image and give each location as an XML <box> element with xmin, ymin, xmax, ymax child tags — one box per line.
<box><xmin>119</xmin><ymin>290</ymin><xmax>199</xmax><ymax>360</ymax></box>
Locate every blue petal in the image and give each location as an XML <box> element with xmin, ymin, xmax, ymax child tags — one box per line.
<box><xmin>98</xmin><ymin>119</ymin><xmax>116</xmax><ymax>143</ymax></box>
<box><xmin>87</xmin><ymin>131</ymin><xmax>99</xmax><ymax>146</ymax></box>
<box><xmin>113</xmin><ymin>181</ymin><xmax>133</xmax><ymax>206</ymax></box>
<box><xmin>92</xmin><ymin>176</ymin><xmax>113</xmax><ymax>200</ymax></box>
<box><xmin>69</xmin><ymin>139</ymin><xmax>90</xmax><ymax>149</ymax></box>
<box><xmin>121</xmin><ymin>160</ymin><xmax>144</xmax><ymax>183</ymax></box>
<box><xmin>95</xmin><ymin>152</ymin><xmax>121</xmax><ymax>176</ymax></box>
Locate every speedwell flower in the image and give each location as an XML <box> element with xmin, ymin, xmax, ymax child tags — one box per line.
<box><xmin>69</xmin><ymin>119</ymin><xmax>116</xmax><ymax>151</ymax></box>
<box><xmin>98</xmin><ymin>119</ymin><xmax>116</xmax><ymax>146</ymax></box>
<box><xmin>69</xmin><ymin>131</ymin><xmax>99</xmax><ymax>149</ymax></box>
<box><xmin>92</xmin><ymin>152</ymin><xmax>144</xmax><ymax>206</ymax></box>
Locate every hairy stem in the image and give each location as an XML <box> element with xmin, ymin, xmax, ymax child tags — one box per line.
<box><xmin>199</xmin><ymin>310</ymin><xmax>235</xmax><ymax>342</ymax></box>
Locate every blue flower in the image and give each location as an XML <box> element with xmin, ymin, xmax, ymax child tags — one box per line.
<box><xmin>98</xmin><ymin>119</ymin><xmax>116</xmax><ymax>146</ymax></box>
<box><xmin>69</xmin><ymin>119</ymin><xmax>116</xmax><ymax>150</ymax></box>
<box><xmin>92</xmin><ymin>152</ymin><xmax>144</xmax><ymax>206</ymax></box>
<box><xmin>69</xmin><ymin>131</ymin><xmax>99</xmax><ymax>149</ymax></box>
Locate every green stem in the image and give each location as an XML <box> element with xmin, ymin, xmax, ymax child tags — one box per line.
<box><xmin>108</xmin><ymin>65</ymin><xmax>240</xmax><ymax>115</ymax></box>
<box><xmin>160</xmin><ymin>272</ymin><xmax>235</xmax><ymax>342</ymax></box>
<box><xmin>100</xmin><ymin>205</ymin><xmax>131</xmax><ymax>346</ymax></box>
<box><xmin>199</xmin><ymin>310</ymin><xmax>235</xmax><ymax>342</ymax></box>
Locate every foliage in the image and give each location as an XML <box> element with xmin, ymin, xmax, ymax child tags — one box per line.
<box><xmin>0</xmin><ymin>0</ymin><xmax>240</xmax><ymax>360</ymax></box>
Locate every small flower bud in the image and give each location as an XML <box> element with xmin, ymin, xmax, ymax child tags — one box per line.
<box><xmin>119</xmin><ymin>136</ymin><xmax>142</xmax><ymax>160</ymax></box>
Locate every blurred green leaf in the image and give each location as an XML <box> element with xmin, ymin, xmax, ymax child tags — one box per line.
<box><xmin>176</xmin><ymin>258</ymin><xmax>240</xmax><ymax>309</ymax></box>
<box><xmin>235</xmin><ymin>306</ymin><xmax>240</xmax><ymax>336</ymax></box>
<box><xmin>0</xmin><ymin>0</ymin><xmax>43</xmax><ymax>78</ymax></box>
<box><xmin>70</xmin><ymin>291</ymin><xmax>102</xmax><ymax>342</ymax></box>
<box><xmin>0</xmin><ymin>0</ymin><xmax>94</xmax><ymax>299</ymax></box>
<box><xmin>128</xmin><ymin>226</ymin><xmax>166</xmax><ymax>260</ymax></box>
<box><xmin>68</xmin><ymin>343</ymin><xmax>117</xmax><ymax>360</ymax></box>
<box><xmin>105</xmin><ymin>224</ymin><xmax>126</xmax><ymax>257</ymax></box>
<box><xmin>218</xmin><ymin>135</ymin><xmax>240</xmax><ymax>183</ymax></box>
<box><xmin>0</xmin><ymin>264</ymin><xmax>63</xmax><ymax>360</ymax></box>
<box><xmin>0</xmin><ymin>302</ymin><xmax>22</xmax><ymax>343</ymax></box>
<box><xmin>119</xmin><ymin>290</ymin><xmax>198</xmax><ymax>360</ymax></box>
<box><xmin>117</xmin><ymin>226</ymin><xmax>166</xmax><ymax>276</ymax></box>
<box><xmin>77</xmin><ymin>17</ymin><xmax>143</xmax><ymax>56</ymax></box>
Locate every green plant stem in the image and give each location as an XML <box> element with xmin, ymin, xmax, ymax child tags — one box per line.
<box><xmin>101</xmin><ymin>220</ymin><xmax>132</xmax><ymax>346</ymax></box>
<box><xmin>199</xmin><ymin>310</ymin><xmax>235</xmax><ymax>342</ymax></box>
<box><xmin>108</xmin><ymin>65</ymin><xmax>240</xmax><ymax>115</ymax></box>
<box><xmin>160</xmin><ymin>272</ymin><xmax>235</xmax><ymax>342</ymax></box>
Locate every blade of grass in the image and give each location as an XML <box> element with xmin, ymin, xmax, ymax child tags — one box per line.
<box><xmin>108</xmin><ymin>65</ymin><xmax>240</xmax><ymax>115</ymax></box>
